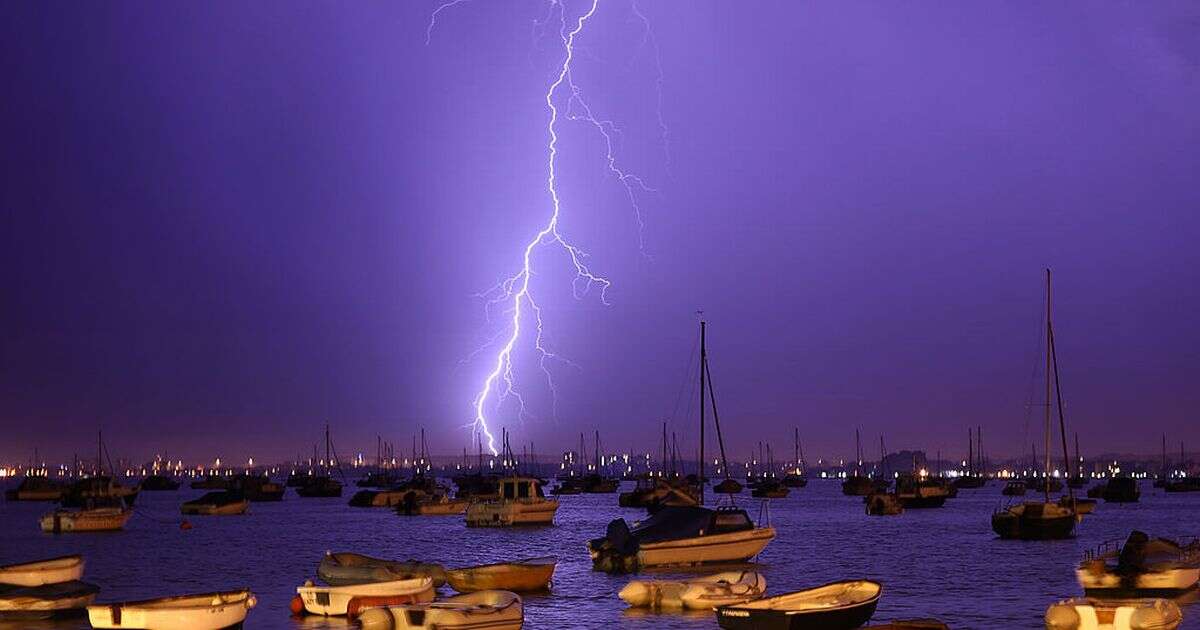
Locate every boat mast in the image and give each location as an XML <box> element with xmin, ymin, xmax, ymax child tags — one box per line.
<box><xmin>699</xmin><ymin>318</ymin><xmax>706</xmax><ymax>505</ymax></box>
<box><xmin>1046</xmin><ymin>281</ymin><xmax>1073</xmax><ymax>505</ymax></box>
<box><xmin>662</xmin><ymin>423</ymin><xmax>668</xmax><ymax>477</ymax></box>
<box><xmin>794</xmin><ymin>427</ymin><xmax>799</xmax><ymax>473</ymax></box>
<box><xmin>1044</xmin><ymin>269</ymin><xmax>1052</xmax><ymax>502</ymax></box>
<box><xmin>978</xmin><ymin>426</ymin><xmax>984</xmax><ymax>477</ymax></box>
<box><xmin>968</xmin><ymin>428</ymin><xmax>974</xmax><ymax>477</ymax></box>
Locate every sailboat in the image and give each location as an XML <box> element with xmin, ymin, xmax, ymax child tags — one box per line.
<box><xmin>60</xmin><ymin>431</ymin><xmax>140</xmax><ymax>508</ymax></box>
<box><xmin>295</xmin><ymin>425</ymin><xmax>344</xmax><ymax>498</ymax></box>
<box><xmin>781</xmin><ymin>428</ymin><xmax>808</xmax><ymax>488</ymax></box>
<box><xmin>953</xmin><ymin>428</ymin><xmax>986</xmax><ymax>489</ymax></box>
<box><xmin>842</xmin><ymin>429</ymin><xmax>874</xmax><ymax>496</ymax></box>
<box><xmin>619</xmin><ymin>424</ymin><xmax>702</xmax><ymax>508</ymax></box>
<box><xmin>588</xmin><ymin>317</ymin><xmax>775</xmax><ymax>573</ymax></box>
<box><xmin>750</xmin><ymin>444</ymin><xmax>789</xmax><ymax>498</ymax></box>
<box><xmin>991</xmin><ymin>269</ymin><xmax>1078</xmax><ymax>540</ymax></box>
<box><xmin>1164</xmin><ymin>441</ymin><xmax>1200</xmax><ymax>493</ymax></box>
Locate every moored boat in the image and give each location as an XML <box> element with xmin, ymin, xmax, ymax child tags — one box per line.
<box><xmin>3</xmin><ymin>476</ymin><xmax>66</xmax><ymax>501</ymax></box>
<box><xmin>1076</xmin><ymin>531</ymin><xmax>1200</xmax><ymax>597</ymax></box>
<box><xmin>992</xmin><ymin>501</ymin><xmax>1076</xmax><ymax>541</ymax></box>
<box><xmin>40</xmin><ymin>501</ymin><xmax>132</xmax><ymax>533</ymax></box>
<box><xmin>465</xmin><ymin>477</ymin><xmax>558</xmax><ymax>527</ymax></box>
<box><xmin>866</xmin><ymin>493</ymin><xmax>903</xmax><ymax>516</ymax></box>
<box><xmin>230</xmin><ymin>473</ymin><xmax>285</xmax><ymax>501</ymax></box>
<box><xmin>140</xmin><ymin>475</ymin><xmax>180</xmax><ymax>491</ymax></box>
<box><xmin>87</xmin><ymin>589</ymin><xmax>256</xmax><ymax>629</ymax></box>
<box><xmin>1103</xmin><ymin>477</ymin><xmax>1141</xmax><ymax>503</ymax></box>
<box><xmin>0</xmin><ymin>581</ymin><xmax>100</xmax><ymax>620</ymax></box>
<box><xmin>589</xmin><ymin>505</ymin><xmax>776</xmax><ymax>573</ymax></box>
<box><xmin>716</xmin><ymin>580</ymin><xmax>881</xmax><ymax>630</ymax></box>
<box><xmin>357</xmin><ymin>590</ymin><xmax>523</xmax><ymax>630</ymax></box>
<box><xmin>620</xmin><ymin>571</ymin><xmax>766</xmax><ymax>610</ymax></box>
<box><xmin>408</xmin><ymin>494</ymin><xmax>469</xmax><ymax>515</ymax></box>
<box><xmin>0</xmin><ymin>555</ymin><xmax>84</xmax><ymax>587</ymax></box>
<box><xmin>61</xmin><ymin>476</ymin><xmax>139</xmax><ymax>508</ymax></box>
<box><xmin>189</xmin><ymin>475</ymin><xmax>229</xmax><ymax>490</ymax></box>
<box><xmin>296</xmin><ymin>475</ymin><xmax>343</xmax><ymax>498</ymax></box>
<box><xmin>1059</xmin><ymin>495</ymin><xmax>1097</xmax><ymax>515</ymax></box>
<box><xmin>1044</xmin><ymin>597</ymin><xmax>1182</xmax><ymax>630</ymax></box>
<box><xmin>894</xmin><ymin>474</ymin><xmax>949</xmax><ymax>509</ymax></box>
<box><xmin>445</xmin><ymin>557</ymin><xmax>556</xmax><ymax>593</ymax></box>
<box><xmin>295</xmin><ymin>577</ymin><xmax>434</xmax><ymax>616</ymax></box>
<box><xmin>317</xmin><ymin>553</ymin><xmax>446</xmax><ymax>588</ymax></box>
<box><xmin>180</xmin><ymin>491</ymin><xmax>249</xmax><ymax>516</ymax></box>
<box><xmin>1002</xmin><ymin>480</ymin><xmax>1027</xmax><ymax>496</ymax></box>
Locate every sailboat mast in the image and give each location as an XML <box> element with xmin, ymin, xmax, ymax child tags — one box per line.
<box><xmin>699</xmin><ymin>319</ymin><xmax>706</xmax><ymax>505</ymax></box>
<box><xmin>1044</xmin><ymin>269</ymin><xmax>1052</xmax><ymax>502</ymax></box>
<box><xmin>968</xmin><ymin>428</ymin><xmax>974</xmax><ymax>477</ymax></box>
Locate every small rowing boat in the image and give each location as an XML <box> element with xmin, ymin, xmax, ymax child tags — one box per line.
<box><xmin>295</xmin><ymin>577</ymin><xmax>434</xmax><ymax>616</ymax></box>
<box><xmin>87</xmin><ymin>589</ymin><xmax>256</xmax><ymax>629</ymax></box>
<box><xmin>357</xmin><ymin>590</ymin><xmax>523</xmax><ymax>630</ymax></box>
<box><xmin>0</xmin><ymin>581</ymin><xmax>100</xmax><ymax>620</ymax></box>
<box><xmin>180</xmin><ymin>491</ymin><xmax>249</xmax><ymax>515</ymax></box>
<box><xmin>717</xmin><ymin>580</ymin><xmax>881</xmax><ymax>630</ymax></box>
<box><xmin>1045</xmin><ymin>597</ymin><xmax>1182</xmax><ymax>630</ymax></box>
<box><xmin>411</xmin><ymin>495</ymin><xmax>470</xmax><ymax>515</ymax></box>
<box><xmin>446</xmin><ymin>557</ymin><xmax>556</xmax><ymax>593</ymax></box>
<box><xmin>317</xmin><ymin>552</ymin><xmax>446</xmax><ymax>587</ymax></box>
<box><xmin>620</xmin><ymin>571</ymin><xmax>766</xmax><ymax>610</ymax></box>
<box><xmin>0</xmin><ymin>555</ymin><xmax>84</xmax><ymax>586</ymax></box>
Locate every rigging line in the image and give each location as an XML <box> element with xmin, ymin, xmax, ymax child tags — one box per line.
<box><xmin>666</xmin><ymin>327</ymin><xmax>702</xmax><ymax>423</ymax></box>
<box><xmin>1020</xmin><ymin>280</ymin><xmax>1047</xmax><ymax>459</ymax></box>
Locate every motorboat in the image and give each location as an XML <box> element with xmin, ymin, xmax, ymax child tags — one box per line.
<box><xmin>716</xmin><ymin>580</ymin><xmax>881</xmax><ymax>630</ymax></box>
<box><xmin>1103</xmin><ymin>478</ymin><xmax>1141</xmax><ymax>503</ymax></box>
<box><xmin>445</xmin><ymin>557</ymin><xmax>555</xmax><ymax>593</ymax></box>
<box><xmin>992</xmin><ymin>501</ymin><xmax>1076</xmax><ymax>540</ymax></box>
<box><xmin>180</xmin><ymin>491</ymin><xmax>249</xmax><ymax>516</ymax></box>
<box><xmin>295</xmin><ymin>577</ymin><xmax>434</xmax><ymax>616</ymax></box>
<box><xmin>894</xmin><ymin>474</ymin><xmax>949</xmax><ymax>509</ymax></box>
<box><xmin>1002</xmin><ymin>480</ymin><xmax>1027</xmax><ymax>496</ymax></box>
<box><xmin>0</xmin><ymin>555</ymin><xmax>83</xmax><ymax>586</ymax></box>
<box><xmin>866</xmin><ymin>493</ymin><xmax>903</xmax><ymax>516</ymax></box>
<box><xmin>357</xmin><ymin>590</ymin><xmax>523</xmax><ymax>630</ymax></box>
<box><xmin>1045</xmin><ymin>597</ymin><xmax>1181</xmax><ymax>630</ymax></box>
<box><xmin>87</xmin><ymin>589</ymin><xmax>256</xmax><ymax>629</ymax></box>
<box><xmin>551</xmin><ymin>478</ymin><xmax>583</xmax><ymax>495</ymax></box>
<box><xmin>1076</xmin><ymin>531</ymin><xmax>1200</xmax><ymax>597</ymax></box>
<box><xmin>465</xmin><ymin>477</ymin><xmax>558</xmax><ymax>527</ymax></box>
<box><xmin>3</xmin><ymin>476</ymin><xmax>66</xmax><ymax>501</ymax></box>
<box><xmin>40</xmin><ymin>499</ymin><xmax>132</xmax><ymax>533</ymax></box>
<box><xmin>619</xmin><ymin>571</ymin><xmax>766</xmax><ymax>610</ymax></box>
<box><xmin>318</xmin><ymin>553</ymin><xmax>446</xmax><ymax>588</ymax></box>
<box><xmin>0</xmin><ymin>581</ymin><xmax>100</xmax><ymax>620</ymax></box>
<box><xmin>588</xmin><ymin>505</ymin><xmax>776</xmax><ymax>573</ymax></box>
<box><xmin>140</xmin><ymin>475</ymin><xmax>180</xmax><ymax>491</ymax></box>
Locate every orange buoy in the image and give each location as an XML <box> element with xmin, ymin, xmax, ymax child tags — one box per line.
<box><xmin>289</xmin><ymin>594</ymin><xmax>305</xmax><ymax>616</ymax></box>
<box><xmin>179</xmin><ymin>520</ymin><xmax>192</xmax><ymax>530</ymax></box>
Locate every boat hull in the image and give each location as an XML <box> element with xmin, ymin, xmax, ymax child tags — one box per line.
<box><xmin>87</xmin><ymin>590</ymin><xmax>256</xmax><ymax>629</ymax></box>
<box><xmin>0</xmin><ymin>555</ymin><xmax>84</xmax><ymax>587</ymax></box>
<box><xmin>356</xmin><ymin>591</ymin><xmax>523</xmax><ymax>630</ymax></box>
<box><xmin>718</xmin><ymin>598</ymin><xmax>878</xmax><ymax>630</ymax></box>
<box><xmin>991</xmin><ymin>509</ymin><xmax>1075</xmax><ymax>540</ymax></box>
<box><xmin>0</xmin><ymin>581</ymin><xmax>100</xmax><ymax>620</ymax></box>
<box><xmin>297</xmin><ymin>579</ymin><xmax>434</xmax><ymax>616</ymax></box>
<box><xmin>39</xmin><ymin>509</ymin><xmax>131</xmax><ymax>533</ymax></box>
<box><xmin>180</xmin><ymin>500</ymin><xmax>249</xmax><ymax>516</ymax></box>
<box><xmin>465</xmin><ymin>500</ymin><xmax>558</xmax><ymax>527</ymax></box>
<box><xmin>446</xmin><ymin>559</ymin><xmax>555</xmax><ymax>593</ymax></box>
<box><xmin>1076</xmin><ymin>567</ymin><xmax>1200</xmax><ymax>598</ymax></box>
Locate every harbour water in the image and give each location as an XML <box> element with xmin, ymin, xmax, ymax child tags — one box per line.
<box><xmin>2</xmin><ymin>479</ymin><xmax>1198</xmax><ymax>629</ymax></box>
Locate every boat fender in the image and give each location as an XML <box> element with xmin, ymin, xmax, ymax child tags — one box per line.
<box><xmin>357</xmin><ymin>607</ymin><xmax>396</xmax><ymax>630</ymax></box>
<box><xmin>289</xmin><ymin>594</ymin><xmax>305</xmax><ymax>616</ymax></box>
<box><xmin>1044</xmin><ymin>603</ymin><xmax>1081</xmax><ymax>630</ymax></box>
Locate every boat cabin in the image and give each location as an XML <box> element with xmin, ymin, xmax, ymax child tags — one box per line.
<box><xmin>499</xmin><ymin>477</ymin><xmax>546</xmax><ymax>500</ymax></box>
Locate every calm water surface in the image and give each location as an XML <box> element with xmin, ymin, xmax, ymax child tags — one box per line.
<box><xmin>2</xmin><ymin>479</ymin><xmax>1198</xmax><ymax>629</ymax></box>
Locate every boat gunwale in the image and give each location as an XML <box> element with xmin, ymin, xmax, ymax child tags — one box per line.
<box><xmin>89</xmin><ymin>588</ymin><xmax>254</xmax><ymax>611</ymax></box>
<box><xmin>720</xmin><ymin>579</ymin><xmax>882</xmax><ymax>614</ymax></box>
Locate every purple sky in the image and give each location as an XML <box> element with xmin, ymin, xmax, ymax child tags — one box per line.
<box><xmin>2</xmin><ymin>1</ymin><xmax>1198</xmax><ymax>465</ymax></box>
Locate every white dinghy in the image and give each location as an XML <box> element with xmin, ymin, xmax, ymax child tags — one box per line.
<box><xmin>295</xmin><ymin>576</ymin><xmax>434</xmax><ymax>617</ymax></box>
<box><xmin>0</xmin><ymin>555</ymin><xmax>84</xmax><ymax>587</ymax></box>
<box><xmin>87</xmin><ymin>589</ymin><xmax>256</xmax><ymax>630</ymax></box>
<box><xmin>1045</xmin><ymin>598</ymin><xmax>1182</xmax><ymax>630</ymax></box>
<box><xmin>620</xmin><ymin>571</ymin><xmax>766</xmax><ymax>610</ymax></box>
<box><xmin>357</xmin><ymin>590</ymin><xmax>523</xmax><ymax>630</ymax></box>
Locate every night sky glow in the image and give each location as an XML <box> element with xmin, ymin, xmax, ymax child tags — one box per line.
<box><xmin>2</xmin><ymin>1</ymin><xmax>1198</xmax><ymax>464</ymax></box>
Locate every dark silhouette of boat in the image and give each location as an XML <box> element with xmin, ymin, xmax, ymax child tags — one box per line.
<box><xmin>1102</xmin><ymin>477</ymin><xmax>1140</xmax><ymax>502</ymax></box>
<box><xmin>140</xmin><ymin>475</ymin><xmax>180</xmax><ymax>491</ymax></box>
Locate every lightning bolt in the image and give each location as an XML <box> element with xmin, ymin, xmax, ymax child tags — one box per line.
<box><xmin>430</xmin><ymin>0</ymin><xmax>658</xmax><ymax>456</ymax></box>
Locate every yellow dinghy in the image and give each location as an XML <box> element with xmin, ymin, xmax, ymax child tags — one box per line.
<box><xmin>446</xmin><ymin>557</ymin><xmax>556</xmax><ymax>593</ymax></box>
